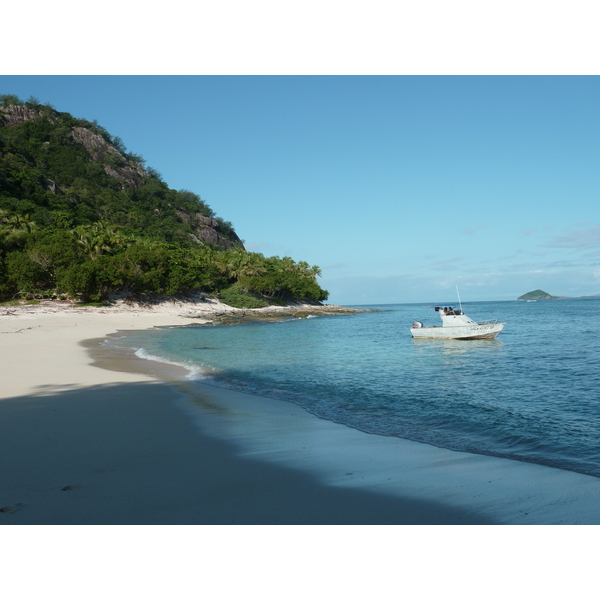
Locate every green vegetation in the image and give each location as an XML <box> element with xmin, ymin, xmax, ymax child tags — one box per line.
<box><xmin>518</xmin><ymin>289</ymin><xmax>559</xmax><ymax>300</ymax></box>
<box><xmin>218</xmin><ymin>283</ymin><xmax>269</xmax><ymax>309</ymax></box>
<box><xmin>0</xmin><ymin>95</ymin><xmax>328</xmax><ymax>305</ymax></box>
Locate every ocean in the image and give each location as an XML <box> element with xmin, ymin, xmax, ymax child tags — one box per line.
<box><xmin>106</xmin><ymin>299</ymin><xmax>600</xmax><ymax>478</ymax></box>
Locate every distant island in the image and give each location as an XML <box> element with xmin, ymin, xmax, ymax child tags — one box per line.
<box><xmin>518</xmin><ymin>289</ymin><xmax>600</xmax><ymax>301</ymax></box>
<box><xmin>518</xmin><ymin>290</ymin><xmax>560</xmax><ymax>301</ymax></box>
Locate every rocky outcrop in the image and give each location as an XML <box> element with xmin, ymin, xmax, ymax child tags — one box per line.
<box><xmin>0</xmin><ymin>109</ymin><xmax>145</xmax><ymax>190</ymax></box>
<box><xmin>71</xmin><ymin>127</ymin><xmax>147</xmax><ymax>189</ymax></box>
<box><xmin>193</xmin><ymin>214</ymin><xmax>236</xmax><ymax>249</ymax></box>
<box><xmin>178</xmin><ymin>211</ymin><xmax>244</xmax><ymax>250</ymax></box>
<box><xmin>0</xmin><ymin>105</ymin><xmax>48</xmax><ymax>126</ymax></box>
<box><xmin>203</xmin><ymin>304</ymin><xmax>368</xmax><ymax>325</ymax></box>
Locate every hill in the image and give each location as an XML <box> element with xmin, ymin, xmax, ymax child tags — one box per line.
<box><xmin>517</xmin><ymin>290</ymin><xmax>560</xmax><ymax>300</ymax></box>
<box><xmin>0</xmin><ymin>95</ymin><xmax>327</xmax><ymax>306</ymax></box>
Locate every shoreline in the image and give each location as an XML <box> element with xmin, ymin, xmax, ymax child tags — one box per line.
<box><xmin>2</xmin><ymin>299</ymin><xmax>600</xmax><ymax>524</ymax></box>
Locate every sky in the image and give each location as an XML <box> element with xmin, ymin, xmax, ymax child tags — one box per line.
<box><xmin>2</xmin><ymin>75</ymin><xmax>599</xmax><ymax>305</ymax></box>
<box><xmin>2</xmin><ymin>2</ymin><xmax>600</xmax><ymax>306</ymax></box>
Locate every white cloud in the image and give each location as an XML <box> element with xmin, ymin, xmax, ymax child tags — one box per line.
<box><xmin>430</xmin><ymin>257</ymin><xmax>465</xmax><ymax>271</ymax></box>
<box><xmin>463</xmin><ymin>224</ymin><xmax>490</xmax><ymax>235</ymax></box>
<box><xmin>541</xmin><ymin>226</ymin><xmax>600</xmax><ymax>249</ymax></box>
<box><xmin>245</xmin><ymin>241</ymin><xmax>294</xmax><ymax>255</ymax></box>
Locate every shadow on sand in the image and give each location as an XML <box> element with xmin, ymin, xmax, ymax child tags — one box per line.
<box><xmin>0</xmin><ymin>380</ymin><xmax>497</xmax><ymax>525</ymax></box>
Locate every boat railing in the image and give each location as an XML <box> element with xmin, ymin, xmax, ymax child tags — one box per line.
<box><xmin>477</xmin><ymin>319</ymin><xmax>498</xmax><ymax>325</ymax></box>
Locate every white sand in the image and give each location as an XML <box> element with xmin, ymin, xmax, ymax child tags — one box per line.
<box><xmin>1</xmin><ymin>299</ymin><xmax>600</xmax><ymax>524</ymax></box>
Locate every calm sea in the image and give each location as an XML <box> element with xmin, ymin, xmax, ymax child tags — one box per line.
<box><xmin>107</xmin><ymin>299</ymin><xmax>600</xmax><ymax>478</ymax></box>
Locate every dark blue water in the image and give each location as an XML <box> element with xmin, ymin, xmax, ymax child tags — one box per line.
<box><xmin>110</xmin><ymin>300</ymin><xmax>600</xmax><ymax>478</ymax></box>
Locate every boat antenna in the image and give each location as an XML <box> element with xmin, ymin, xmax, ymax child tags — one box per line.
<box><xmin>456</xmin><ymin>285</ymin><xmax>463</xmax><ymax>312</ymax></box>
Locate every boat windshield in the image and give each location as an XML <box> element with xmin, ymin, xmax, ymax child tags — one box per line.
<box><xmin>435</xmin><ymin>306</ymin><xmax>463</xmax><ymax>316</ymax></box>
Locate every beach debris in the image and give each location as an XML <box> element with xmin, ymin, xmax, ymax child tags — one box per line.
<box><xmin>0</xmin><ymin>326</ymin><xmax>37</xmax><ymax>334</ymax></box>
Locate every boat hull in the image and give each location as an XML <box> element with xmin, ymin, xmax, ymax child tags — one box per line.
<box><xmin>410</xmin><ymin>322</ymin><xmax>505</xmax><ymax>340</ymax></box>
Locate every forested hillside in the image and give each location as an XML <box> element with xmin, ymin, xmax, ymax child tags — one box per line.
<box><xmin>0</xmin><ymin>95</ymin><xmax>327</xmax><ymax>306</ymax></box>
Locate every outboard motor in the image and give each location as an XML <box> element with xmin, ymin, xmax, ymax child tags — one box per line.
<box><xmin>412</xmin><ymin>321</ymin><xmax>423</xmax><ymax>328</ymax></box>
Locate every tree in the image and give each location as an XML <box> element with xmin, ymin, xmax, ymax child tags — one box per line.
<box><xmin>0</xmin><ymin>210</ymin><xmax>36</xmax><ymax>256</ymax></box>
<box><xmin>71</xmin><ymin>221</ymin><xmax>125</xmax><ymax>260</ymax></box>
<box><xmin>0</xmin><ymin>94</ymin><xmax>23</xmax><ymax>106</ymax></box>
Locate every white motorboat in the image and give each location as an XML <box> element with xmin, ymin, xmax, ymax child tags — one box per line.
<box><xmin>410</xmin><ymin>306</ymin><xmax>505</xmax><ymax>340</ymax></box>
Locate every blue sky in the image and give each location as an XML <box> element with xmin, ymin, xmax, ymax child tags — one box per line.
<box><xmin>2</xmin><ymin>75</ymin><xmax>599</xmax><ymax>305</ymax></box>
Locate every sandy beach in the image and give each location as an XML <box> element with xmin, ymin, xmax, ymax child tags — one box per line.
<box><xmin>2</xmin><ymin>298</ymin><xmax>600</xmax><ymax>525</ymax></box>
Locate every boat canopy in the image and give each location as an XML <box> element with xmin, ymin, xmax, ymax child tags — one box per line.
<box><xmin>434</xmin><ymin>306</ymin><xmax>463</xmax><ymax>315</ymax></box>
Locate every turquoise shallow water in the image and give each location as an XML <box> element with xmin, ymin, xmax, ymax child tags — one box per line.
<box><xmin>107</xmin><ymin>299</ymin><xmax>600</xmax><ymax>478</ymax></box>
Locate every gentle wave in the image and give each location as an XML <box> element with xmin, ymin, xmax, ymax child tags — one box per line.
<box><xmin>134</xmin><ymin>347</ymin><xmax>214</xmax><ymax>381</ymax></box>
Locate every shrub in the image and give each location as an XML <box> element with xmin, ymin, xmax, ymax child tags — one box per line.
<box><xmin>218</xmin><ymin>283</ymin><xmax>268</xmax><ymax>309</ymax></box>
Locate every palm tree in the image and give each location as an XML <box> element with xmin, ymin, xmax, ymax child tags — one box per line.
<box><xmin>71</xmin><ymin>221</ymin><xmax>124</xmax><ymax>259</ymax></box>
<box><xmin>0</xmin><ymin>210</ymin><xmax>36</xmax><ymax>256</ymax></box>
<box><xmin>244</xmin><ymin>253</ymin><xmax>267</xmax><ymax>277</ymax></box>
<box><xmin>220</xmin><ymin>248</ymin><xmax>249</xmax><ymax>279</ymax></box>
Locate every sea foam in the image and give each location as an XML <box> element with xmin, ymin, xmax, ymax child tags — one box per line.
<box><xmin>134</xmin><ymin>347</ymin><xmax>212</xmax><ymax>380</ymax></box>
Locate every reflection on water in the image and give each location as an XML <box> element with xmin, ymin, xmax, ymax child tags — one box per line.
<box><xmin>412</xmin><ymin>337</ymin><xmax>503</xmax><ymax>355</ymax></box>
